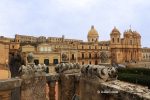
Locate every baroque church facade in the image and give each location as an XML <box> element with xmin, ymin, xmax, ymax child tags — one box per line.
<box><xmin>0</xmin><ymin>25</ymin><xmax>144</xmax><ymax>67</ymax></box>
<box><xmin>18</xmin><ymin>25</ymin><xmax>142</xmax><ymax>65</ymax></box>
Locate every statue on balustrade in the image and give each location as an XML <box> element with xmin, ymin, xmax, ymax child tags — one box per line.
<box><xmin>9</xmin><ymin>51</ymin><xmax>25</xmax><ymax>77</ymax></box>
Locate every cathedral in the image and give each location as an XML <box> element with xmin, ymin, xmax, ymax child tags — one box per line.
<box><xmin>0</xmin><ymin>25</ymin><xmax>145</xmax><ymax>67</ymax></box>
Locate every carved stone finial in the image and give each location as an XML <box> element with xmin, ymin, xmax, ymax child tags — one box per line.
<box><xmin>27</xmin><ymin>52</ymin><xmax>34</xmax><ymax>63</ymax></box>
<box><xmin>91</xmin><ymin>25</ymin><xmax>94</xmax><ymax>29</ymax></box>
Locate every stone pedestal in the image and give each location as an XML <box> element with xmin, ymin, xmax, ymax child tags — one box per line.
<box><xmin>21</xmin><ymin>75</ymin><xmax>46</xmax><ymax>100</ymax></box>
<box><xmin>48</xmin><ymin>81</ymin><xmax>56</xmax><ymax>100</ymax></box>
<box><xmin>0</xmin><ymin>78</ymin><xmax>22</xmax><ymax>100</ymax></box>
<box><xmin>59</xmin><ymin>74</ymin><xmax>77</xmax><ymax>100</ymax></box>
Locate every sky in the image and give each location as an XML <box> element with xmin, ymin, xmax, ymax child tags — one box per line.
<box><xmin>0</xmin><ymin>0</ymin><xmax>150</xmax><ymax>47</ymax></box>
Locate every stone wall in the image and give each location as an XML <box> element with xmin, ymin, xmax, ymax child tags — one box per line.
<box><xmin>0</xmin><ymin>78</ymin><xmax>22</xmax><ymax>100</ymax></box>
<box><xmin>80</xmin><ymin>70</ymin><xmax>150</xmax><ymax>100</ymax></box>
<box><xmin>21</xmin><ymin>75</ymin><xmax>46</xmax><ymax>100</ymax></box>
<box><xmin>19</xmin><ymin>62</ymin><xmax>47</xmax><ymax>100</ymax></box>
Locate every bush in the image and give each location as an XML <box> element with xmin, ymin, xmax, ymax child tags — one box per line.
<box><xmin>118</xmin><ymin>73</ymin><xmax>150</xmax><ymax>88</ymax></box>
<box><xmin>117</xmin><ymin>68</ymin><xmax>150</xmax><ymax>76</ymax></box>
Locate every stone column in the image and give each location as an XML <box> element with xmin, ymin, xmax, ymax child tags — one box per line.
<box><xmin>21</xmin><ymin>75</ymin><xmax>46</xmax><ymax>100</ymax></box>
<box><xmin>48</xmin><ymin>81</ymin><xmax>56</xmax><ymax>100</ymax></box>
<box><xmin>59</xmin><ymin>74</ymin><xmax>75</xmax><ymax>100</ymax></box>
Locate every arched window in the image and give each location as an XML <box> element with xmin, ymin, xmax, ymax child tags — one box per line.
<box><xmin>89</xmin><ymin>61</ymin><xmax>91</xmax><ymax>64</ymax></box>
<box><xmin>82</xmin><ymin>45</ymin><xmax>84</xmax><ymax>49</ymax></box>
<box><xmin>82</xmin><ymin>53</ymin><xmax>84</xmax><ymax>59</ymax></box>
<box><xmin>130</xmin><ymin>40</ymin><xmax>132</xmax><ymax>45</ymax></box>
<box><xmin>89</xmin><ymin>53</ymin><xmax>91</xmax><ymax>58</ymax></box>
<box><xmin>112</xmin><ymin>38</ymin><xmax>115</xmax><ymax>43</ymax></box>
<box><xmin>95</xmin><ymin>60</ymin><xmax>98</xmax><ymax>65</ymax></box>
<box><xmin>117</xmin><ymin>38</ymin><xmax>119</xmax><ymax>43</ymax></box>
<box><xmin>82</xmin><ymin>61</ymin><xmax>84</xmax><ymax>65</ymax></box>
<box><xmin>72</xmin><ymin>54</ymin><xmax>74</xmax><ymax>60</ymax></box>
<box><xmin>40</xmin><ymin>47</ymin><xmax>44</xmax><ymax>51</ymax></box>
<box><xmin>89</xmin><ymin>46</ymin><xmax>91</xmax><ymax>49</ymax></box>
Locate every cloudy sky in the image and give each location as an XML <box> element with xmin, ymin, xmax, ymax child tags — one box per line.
<box><xmin>0</xmin><ymin>0</ymin><xmax>150</xmax><ymax>47</ymax></box>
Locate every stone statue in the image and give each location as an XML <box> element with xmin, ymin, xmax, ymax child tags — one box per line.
<box><xmin>9</xmin><ymin>52</ymin><xmax>25</xmax><ymax>77</ymax></box>
<box><xmin>27</xmin><ymin>52</ymin><xmax>34</xmax><ymax>63</ymax></box>
<box><xmin>62</xmin><ymin>53</ymin><xmax>68</xmax><ymax>62</ymax></box>
<box><xmin>81</xmin><ymin>64</ymin><xmax>117</xmax><ymax>81</ymax></box>
<box><xmin>55</xmin><ymin>63</ymin><xmax>81</xmax><ymax>73</ymax></box>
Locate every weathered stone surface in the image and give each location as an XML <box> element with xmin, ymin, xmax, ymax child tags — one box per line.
<box><xmin>21</xmin><ymin>75</ymin><xmax>46</xmax><ymax>100</ymax></box>
<box><xmin>0</xmin><ymin>78</ymin><xmax>22</xmax><ymax>91</ymax></box>
<box><xmin>59</xmin><ymin>74</ymin><xmax>79</xmax><ymax>100</ymax></box>
<box><xmin>55</xmin><ymin>63</ymin><xmax>81</xmax><ymax>73</ymax></box>
<box><xmin>80</xmin><ymin>77</ymin><xmax>150</xmax><ymax>100</ymax></box>
<box><xmin>20</xmin><ymin>61</ymin><xmax>47</xmax><ymax>100</ymax></box>
<box><xmin>101</xmin><ymin>80</ymin><xmax>150</xmax><ymax>100</ymax></box>
<box><xmin>81</xmin><ymin>65</ymin><xmax>117</xmax><ymax>82</ymax></box>
<box><xmin>0</xmin><ymin>90</ymin><xmax>11</xmax><ymax>100</ymax></box>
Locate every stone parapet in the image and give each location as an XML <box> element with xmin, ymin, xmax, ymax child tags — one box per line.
<box><xmin>0</xmin><ymin>78</ymin><xmax>22</xmax><ymax>100</ymax></box>
<box><xmin>0</xmin><ymin>78</ymin><xmax>22</xmax><ymax>91</ymax></box>
<box><xmin>80</xmin><ymin>77</ymin><xmax>150</xmax><ymax>100</ymax></box>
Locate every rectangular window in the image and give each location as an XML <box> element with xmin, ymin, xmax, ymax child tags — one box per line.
<box><xmin>82</xmin><ymin>53</ymin><xmax>84</xmax><ymax>59</ymax></box>
<box><xmin>112</xmin><ymin>38</ymin><xmax>115</xmax><ymax>43</ymax></box>
<box><xmin>89</xmin><ymin>61</ymin><xmax>91</xmax><ymax>64</ymax></box>
<box><xmin>118</xmin><ymin>38</ymin><xmax>119</xmax><ymax>43</ymax></box>
<box><xmin>89</xmin><ymin>53</ymin><xmax>91</xmax><ymax>58</ymax></box>
<box><xmin>82</xmin><ymin>61</ymin><xmax>84</xmax><ymax>65</ymax></box>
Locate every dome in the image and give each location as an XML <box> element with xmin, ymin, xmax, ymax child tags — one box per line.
<box><xmin>110</xmin><ymin>27</ymin><xmax>120</xmax><ymax>35</ymax></box>
<box><xmin>88</xmin><ymin>25</ymin><xmax>99</xmax><ymax>37</ymax></box>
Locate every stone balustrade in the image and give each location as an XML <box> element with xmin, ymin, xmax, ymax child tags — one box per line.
<box><xmin>0</xmin><ymin>78</ymin><xmax>22</xmax><ymax>100</ymax></box>
<box><xmin>0</xmin><ymin>63</ymin><xmax>150</xmax><ymax>100</ymax></box>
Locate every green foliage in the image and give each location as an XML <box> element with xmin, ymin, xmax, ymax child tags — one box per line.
<box><xmin>117</xmin><ymin>68</ymin><xmax>150</xmax><ymax>76</ymax></box>
<box><xmin>117</xmin><ymin>68</ymin><xmax>150</xmax><ymax>88</ymax></box>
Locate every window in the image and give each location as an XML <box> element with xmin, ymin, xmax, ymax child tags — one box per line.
<box><xmin>72</xmin><ymin>54</ymin><xmax>74</xmax><ymax>60</ymax></box>
<box><xmin>82</xmin><ymin>61</ymin><xmax>84</xmax><ymax>65</ymax></box>
<box><xmin>95</xmin><ymin>60</ymin><xmax>98</xmax><ymax>65</ymax></box>
<box><xmin>89</xmin><ymin>53</ymin><xmax>91</xmax><ymax>58</ymax></box>
<box><xmin>12</xmin><ymin>45</ymin><xmax>14</xmax><ymax>49</ymax></box>
<box><xmin>130</xmin><ymin>40</ymin><xmax>132</xmax><ymax>45</ymax></box>
<box><xmin>82</xmin><ymin>45</ymin><xmax>84</xmax><ymax>49</ymax></box>
<box><xmin>112</xmin><ymin>38</ymin><xmax>115</xmax><ymax>43</ymax></box>
<box><xmin>48</xmin><ymin>47</ymin><xmax>51</xmax><ymax>52</ymax></box>
<box><xmin>44</xmin><ymin>47</ymin><xmax>47</xmax><ymax>51</ymax></box>
<box><xmin>89</xmin><ymin>46</ymin><xmax>91</xmax><ymax>49</ymax></box>
<box><xmin>82</xmin><ymin>53</ymin><xmax>84</xmax><ymax>59</ymax></box>
<box><xmin>40</xmin><ymin>47</ymin><xmax>44</xmax><ymax>51</ymax></box>
<box><xmin>89</xmin><ymin>61</ymin><xmax>91</xmax><ymax>64</ymax></box>
<box><xmin>95</xmin><ymin>46</ymin><xmax>97</xmax><ymax>49</ymax></box>
<box><xmin>117</xmin><ymin>38</ymin><xmax>119</xmax><ymax>43</ymax></box>
<box><xmin>95</xmin><ymin>53</ymin><xmax>97</xmax><ymax>58</ymax></box>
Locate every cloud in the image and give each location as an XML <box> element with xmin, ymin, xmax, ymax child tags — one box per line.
<box><xmin>0</xmin><ymin>0</ymin><xmax>150</xmax><ymax>47</ymax></box>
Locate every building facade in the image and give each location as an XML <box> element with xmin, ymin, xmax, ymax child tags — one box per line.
<box><xmin>1</xmin><ymin>25</ymin><xmax>148</xmax><ymax>67</ymax></box>
<box><xmin>110</xmin><ymin>27</ymin><xmax>142</xmax><ymax>64</ymax></box>
<box><xmin>0</xmin><ymin>42</ymin><xmax>9</xmax><ymax>67</ymax></box>
<box><xmin>142</xmin><ymin>48</ymin><xmax>150</xmax><ymax>62</ymax></box>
